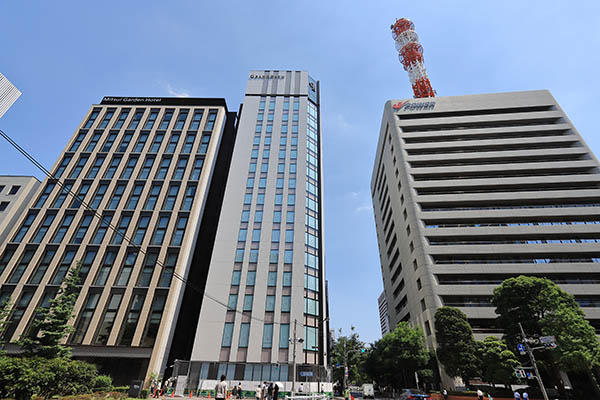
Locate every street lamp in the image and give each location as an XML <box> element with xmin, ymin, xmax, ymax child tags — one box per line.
<box><xmin>290</xmin><ymin>319</ymin><xmax>304</xmax><ymax>394</ymax></box>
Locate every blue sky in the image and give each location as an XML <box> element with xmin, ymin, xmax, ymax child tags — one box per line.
<box><xmin>1</xmin><ymin>1</ymin><xmax>600</xmax><ymax>344</ymax></box>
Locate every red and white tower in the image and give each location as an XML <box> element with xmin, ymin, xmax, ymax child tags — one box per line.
<box><xmin>391</xmin><ymin>18</ymin><xmax>435</xmax><ymax>98</ymax></box>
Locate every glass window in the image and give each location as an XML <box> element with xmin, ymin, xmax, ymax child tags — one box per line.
<box><xmin>249</xmin><ymin>249</ymin><xmax>259</xmax><ymax>263</ymax></box>
<box><xmin>83</xmin><ymin>108</ymin><xmax>100</xmax><ymax>129</ymax></box>
<box><xmin>138</xmin><ymin>156</ymin><xmax>155</xmax><ymax>179</ymax></box>
<box><xmin>286</xmin><ymin>211</ymin><xmax>295</xmax><ymax>223</ymax></box>
<box><xmin>89</xmin><ymin>183</ymin><xmax>109</xmax><ymax>209</ymax></box>
<box><xmin>54</xmin><ymin>156</ymin><xmax>72</xmax><ymax>179</ymax></box>
<box><xmin>166</xmin><ymin>133</ymin><xmax>180</xmax><ymax>153</ymax></box>
<box><xmin>13</xmin><ymin>212</ymin><xmax>38</xmax><ymax>243</ymax></box>
<box><xmin>149</xmin><ymin>132</ymin><xmax>164</xmax><ymax>152</ymax></box>
<box><xmin>205</xmin><ymin>109</ymin><xmax>218</xmax><ymax>131</ymax></box>
<box><xmin>155</xmin><ymin>156</ymin><xmax>172</xmax><ymax>179</ymax></box>
<box><xmin>68</xmin><ymin>156</ymin><xmax>89</xmax><ymax>179</ymax></box>
<box><xmin>144</xmin><ymin>110</ymin><xmax>159</xmax><ymax>130</ymax></box>
<box><xmin>228</xmin><ymin>294</ymin><xmax>238</xmax><ymax>310</ymax></box>
<box><xmin>117</xmin><ymin>133</ymin><xmax>133</xmax><ymax>152</ymax></box>
<box><xmin>252</xmin><ymin>229</ymin><xmax>261</xmax><ymax>242</ymax></box>
<box><xmin>279</xmin><ymin>324</ymin><xmax>290</xmax><ymax>348</ymax></box>
<box><xmin>8</xmin><ymin>248</ymin><xmax>36</xmax><ymax>284</ymax></box>
<box><xmin>173</xmin><ymin>157</ymin><xmax>188</xmax><ymax>180</ymax></box>
<box><xmin>285</xmin><ymin>229</ymin><xmax>294</xmax><ymax>243</ymax></box>
<box><xmin>283</xmin><ymin>271</ymin><xmax>292</xmax><ymax>286</ymax></box>
<box><xmin>246</xmin><ymin>270</ymin><xmax>256</xmax><ymax>286</ymax></box>
<box><xmin>182</xmin><ymin>133</ymin><xmax>196</xmax><ymax>153</ymax></box>
<box><xmin>34</xmin><ymin>183</ymin><xmax>56</xmax><ymax>209</ymax></box>
<box><xmin>243</xmin><ymin>295</ymin><xmax>253</xmax><ymax>311</ymax></box>
<box><xmin>98</xmin><ymin>109</ymin><xmax>115</xmax><ymax>129</ymax></box>
<box><xmin>190</xmin><ymin>157</ymin><xmax>204</xmax><ymax>180</ymax></box>
<box><xmin>128</xmin><ymin>109</ymin><xmax>145</xmax><ymax>130</ymax></box>
<box><xmin>269</xmin><ymin>250</ymin><xmax>278</xmax><ymax>263</ymax></box>
<box><xmin>305</xmin><ymin>298</ymin><xmax>319</xmax><ymax>316</ymax></box>
<box><xmin>265</xmin><ymin>295</ymin><xmax>275</xmax><ymax>312</ymax></box>
<box><xmin>50</xmin><ymin>182</ymin><xmax>73</xmax><ymax>209</ymax></box>
<box><xmin>137</xmin><ymin>252</ymin><xmax>158</xmax><ymax>287</ymax></box>
<box><xmin>85</xmin><ymin>156</ymin><xmax>105</xmax><ymax>179</ymax></box>
<box><xmin>95</xmin><ymin>292</ymin><xmax>123</xmax><ymax>344</ymax></box>
<box><xmin>79</xmin><ymin>248</ymin><xmax>97</xmax><ymax>283</ymax></box>
<box><xmin>281</xmin><ymin>295</ymin><xmax>291</xmax><ymax>312</ymax></box>
<box><xmin>171</xmin><ymin>215</ymin><xmax>188</xmax><ymax>246</ymax></box>
<box><xmin>262</xmin><ymin>324</ymin><xmax>273</xmax><ymax>348</ymax></box>
<box><xmin>126</xmin><ymin>183</ymin><xmax>145</xmax><ymax>210</ymax></box>
<box><xmin>94</xmin><ymin>249</ymin><xmax>117</xmax><ymax>285</ymax></box>
<box><xmin>116</xmin><ymin>250</ymin><xmax>138</xmax><ymax>286</ymax></box>
<box><xmin>132</xmin><ymin>215</ymin><xmax>151</xmax><ymax>245</ymax></box>
<box><xmin>111</xmin><ymin>214</ymin><xmax>131</xmax><ymax>244</ymax></box>
<box><xmin>158</xmin><ymin>252</ymin><xmax>177</xmax><ymax>287</ymax></box>
<box><xmin>107</xmin><ymin>183</ymin><xmax>126</xmax><ymax>209</ymax></box>
<box><xmin>234</xmin><ymin>249</ymin><xmax>244</xmax><ymax>263</ymax></box>
<box><xmin>151</xmin><ymin>215</ymin><xmax>170</xmax><ymax>245</ymax></box>
<box><xmin>144</xmin><ymin>183</ymin><xmax>162</xmax><ymax>210</ymax></box>
<box><xmin>284</xmin><ymin>249</ymin><xmax>293</xmax><ymax>264</ymax></box>
<box><xmin>231</xmin><ymin>270</ymin><xmax>241</xmax><ymax>285</ymax></box>
<box><xmin>103</xmin><ymin>155</ymin><xmax>122</xmax><ymax>179</ymax></box>
<box><xmin>273</xmin><ymin>211</ymin><xmax>281</xmax><ymax>223</ymax></box>
<box><xmin>246</xmin><ymin>178</ymin><xmax>255</xmax><ymax>188</ymax></box>
<box><xmin>133</xmin><ymin>132</ymin><xmax>149</xmax><ymax>152</ymax></box>
<box><xmin>275</xmin><ymin>194</ymin><xmax>282</xmax><ymax>205</ymax></box>
<box><xmin>28</xmin><ymin>247</ymin><xmax>56</xmax><ymax>284</ymax></box>
<box><xmin>182</xmin><ymin>184</ymin><xmax>196</xmax><ymax>211</ymax></box>
<box><xmin>174</xmin><ymin>110</ymin><xmax>189</xmax><ymax>130</ymax></box>
<box><xmin>72</xmin><ymin>214</ymin><xmax>93</xmax><ymax>244</ymax></box>
<box><xmin>91</xmin><ymin>213</ymin><xmax>112</xmax><ymax>244</ymax></box>
<box><xmin>31</xmin><ymin>213</ymin><xmax>56</xmax><ymax>243</ymax></box>
<box><xmin>190</xmin><ymin>110</ymin><xmax>204</xmax><ymax>130</ymax></box>
<box><xmin>276</xmin><ymin>178</ymin><xmax>284</xmax><ymax>189</ymax></box>
<box><xmin>257</xmin><ymin>194</ymin><xmax>265</xmax><ymax>205</ymax></box>
<box><xmin>51</xmin><ymin>248</ymin><xmax>76</xmax><ymax>284</ymax></box>
<box><xmin>84</xmin><ymin>132</ymin><xmax>102</xmax><ymax>152</ymax></box>
<box><xmin>241</xmin><ymin>210</ymin><xmax>250</xmax><ymax>222</ymax></box>
<box><xmin>271</xmin><ymin>229</ymin><xmax>280</xmax><ymax>242</ymax></box>
<box><xmin>0</xmin><ymin>247</ymin><xmax>16</xmax><ymax>276</ymax></box>
<box><xmin>101</xmin><ymin>132</ymin><xmax>118</xmax><ymax>152</ymax></box>
<box><xmin>239</xmin><ymin>323</ymin><xmax>250</xmax><ymax>348</ymax></box>
<box><xmin>163</xmin><ymin>184</ymin><xmax>180</xmax><ymax>211</ymax></box>
<box><xmin>141</xmin><ymin>293</ymin><xmax>167</xmax><ymax>346</ymax></box>
<box><xmin>244</xmin><ymin>194</ymin><xmax>252</xmax><ymax>205</ymax></box>
<box><xmin>287</xmin><ymin>194</ymin><xmax>295</xmax><ymax>206</ymax></box>
<box><xmin>70</xmin><ymin>182</ymin><xmax>91</xmax><ymax>208</ymax></box>
<box><xmin>303</xmin><ymin>326</ymin><xmax>318</xmax><ymax>351</ymax></box>
<box><xmin>118</xmin><ymin>293</ymin><xmax>145</xmax><ymax>346</ymax></box>
<box><xmin>71</xmin><ymin>292</ymin><xmax>100</xmax><ymax>344</ymax></box>
<box><xmin>159</xmin><ymin>109</ymin><xmax>174</xmax><ymax>130</ymax></box>
<box><xmin>198</xmin><ymin>134</ymin><xmax>211</xmax><ymax>154</ymax></box>
<box><xmin>238</xmin><ymin>229</ymin><xmax>247</xmax><ymax>242</ymax></box>
<box><xmin>51</xmin><ymin>213</ymin><xmax>74</xmax><ymax>243</ymax></box>
<box><xmin>222</xmin><ymin>322</ymin><xmax>234</xmax><ymax>347</ymax></box>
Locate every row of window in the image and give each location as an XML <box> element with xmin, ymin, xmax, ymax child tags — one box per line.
<box><xmin>83</xmin><ymin>107</ymin><xmax>216</xmax><ymax>133</ymax></box>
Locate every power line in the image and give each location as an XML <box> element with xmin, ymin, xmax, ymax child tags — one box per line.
<box><xmin>0</xmin><ymin>128</ymin><xmax>321</xmax><ymax>329</ymax></box>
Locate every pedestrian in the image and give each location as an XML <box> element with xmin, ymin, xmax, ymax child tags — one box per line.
<box><xmin>488</xmin><ymin>394</ymin><xmax>493</xmax><ymax>400</ymax></box>
<box><xmin>298</xmin><ymin>383</ymin><xmax>303</xmax><ymax>393</ymax></box>
<box><xmin>442</xmin><ymin>389</ymin><xmax>448</xmax><ymax>400</ymax></box>
<box><xmin>256</xmin><ymin>385</ymin><xmax>262</xmax><ymax>400</ymax></box>
<box><xmin>238</xmin><ymin>383</ymin><xmax>243</xmax><ymax>399</ymax></box>
<box><xmin>233</xmin><ymin>384</ymin><xmax>239</xmax><ymax>399</ymax></box>
<box><xmin>268</xmin><ymin>383</ymin><xmax>274</xmax><ymax>400</ymax></box>
<box><xmin>215</xmin><ymin>374</ymin><xmax>228</xmax><ymax>400</ymax></box>
<box><xmin>344</xmin><ymin>387</ymin><xmax>350</xmax><ymax>400</ymax></box>
<box><xmin>477</xmin><ymin>389</ymin><xmax>484</xmax><ymax>400</ymax></box>
<box><xmin>514</xmin><ymin>391</ymin><xmax>521</xmax><ymax>400</ymax></box>
<box><xmin>273</xmin><ymin>383</ymin><xmax>279</xmax><ymax>400</ymax></box>
<box><xmin>522</xmin><ymin>392</ymin><xmax>528</xmax><ymax>400</ymax></box>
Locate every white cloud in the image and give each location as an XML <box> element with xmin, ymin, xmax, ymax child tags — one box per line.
<box><xmin>161</xmin><ymin>82</ymin><xmax>190</xmax><ymax>98</ymax></box>
<box><xmin>354</xmin><ymin>204</ymin><xmax>372</xmax><ymax>213</ymax></box>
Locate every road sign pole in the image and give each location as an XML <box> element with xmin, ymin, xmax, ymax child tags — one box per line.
<box><xmin>519</xmin><ymin>322</ymin><xmax>550</xmax><ymax>400</ymax></box>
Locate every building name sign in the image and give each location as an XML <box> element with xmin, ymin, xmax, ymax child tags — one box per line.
<box><xmin>103</xmin><ymin>97</ymin><xmax>163</xmax><ymax>103</ymax></box>
<box><xmin>392</xmin><ymin>100</ymin><xmax>435</xmax><ymax>111</ymax></box>
<box><xmin>249</xmin><ymin>74</ymin><xmax>284</xmax><ymax>80</ymax></box>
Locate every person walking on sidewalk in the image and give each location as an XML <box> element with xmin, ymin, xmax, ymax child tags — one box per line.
<box><xmin>477</xmin><ymin>389</ymin><xmax>484</xmax><ymax>400</ymax></box>
<box><xmin>256</xmin><ymin>384</ymin><xmax>263</xmax><ymax>400</ymax></box>
<box><xmin>514</xmin><ymin>391</ymin><xmax>521</xmax><ymax>400</ymax></box>
<box><xmin>442</xmin><ymin>389</ymin><xmax>448</xmax><ymax>400</ymax></box>
<box><xmin>215</xmin><ymin>375</ymin><xmax>228</xmax><ymax>400</ymax></box>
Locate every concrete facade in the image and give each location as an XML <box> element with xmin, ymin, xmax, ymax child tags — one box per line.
<box><xmin>371</xmin><ymin>90</ymin><xmax>600</xmax><ymax>346</ymax></box>
<box><xmin>0</xmin><ymin>176</ymin><xmax>40</xmax><ymax>245</ymax></box>
<box><xmin>0</xmin><ymin>97</ymin><xmax>237</xmax><ymax>384</ymax></box>
<box><xmin>377</xmin><ymin>291</ymin><xmax>390</xmax><ymax>336</ymax></box>
<box><xmin>189</xmin><ymin>70</ymin><xmax>329</xmax><ymax>389</ymax></box>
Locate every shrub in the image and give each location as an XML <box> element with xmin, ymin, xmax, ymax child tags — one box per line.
<box><xmin>113</xmin><ymin>385</ymin><xmax>130</xmax><ymax>393</ymax></box>
<box><xmin>94</xmin><ymin>375</ymin><xmax>113</xmax><ymax>392</ymax></box>
<box><xmin>140</xmin><ymin>389</ymin><xmax>149</xmax><ymax>398</ymax></box>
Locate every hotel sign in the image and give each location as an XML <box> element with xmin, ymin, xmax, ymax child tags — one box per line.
<box><xmin>249</xmin><ymin>74</ymin><xmax>284</xmax><ymax>80</ymax></box>
<box><xmin>392</xmin><ymin>100</ymin><xmax>435</xmax><ymax>111</ymax></box>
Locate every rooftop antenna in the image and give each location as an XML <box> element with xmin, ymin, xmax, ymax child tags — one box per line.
<box><xmin>391</xmin><ymin>18</ymin><xmax>435</xmax><ymax>98</ymax></box>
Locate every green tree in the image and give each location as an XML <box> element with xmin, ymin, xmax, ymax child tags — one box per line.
<box><xmin>19</xmin><ymin>261</ymin><xmax>81</xmax><ymax>358</ymax></box>
<box><xmin>364</xmin><ymin>322</ymin><xmax>429</xmax><ymax>390</ymax></box>
<box><xmin>0</xmin><ymin>299</ymin><xmax>12</xmax><ymax>350</ymax></box>
<box><xmin>479</xmin><ymin>336</ymin><xmax>520</xmax><ymax>388</ymax></box>
<box><xmin>492</xmin><ymin>275</ymin><xmax>600</xmax><ymax>396</ymax></box>
<box><xmin>434</xmin><ymin>306</ymin><xmax>479</xmax><ymax>385</ymax></box>
<box><xmin>330</xmin><ymin>326</ymin><xmax>367</xmax><ymax>388</ymax></box>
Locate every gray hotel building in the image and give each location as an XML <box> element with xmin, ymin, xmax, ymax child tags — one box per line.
<box><xmin>0</xmin><ymin>70</ymin><xmax>329</xmax><ymax>388</ymax></box>
<box><xmin>372</xmin><ymin>90</ymin><xmax>600</xmax><ymax>345</ymax></box>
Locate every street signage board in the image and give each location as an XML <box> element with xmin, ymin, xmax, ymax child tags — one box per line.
<box><xmin>300</xmin><ymin>371</ymin><xmax>314</xmax><ymax>377</ymax></box>
<box><xmin>517</xmin><ymin>343</ymin><xmax>526</xmax><ymax>355</ymax></box>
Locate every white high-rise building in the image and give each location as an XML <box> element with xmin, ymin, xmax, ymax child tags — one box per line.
<box><xmin>0</xmin><ymin>73</ymin><xmax>21</xmax><ymax>119</ymax></box>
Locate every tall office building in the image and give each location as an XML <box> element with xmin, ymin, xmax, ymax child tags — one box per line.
<box><xmin>0</xmin><ymin>96</ymin><xmax>237</xmax><ymax>384</ymax></box>
<box><xmin>0</xmin><ymin>72</ymin><xmax>21</xmax><ymax>119</ymax></box>
<box><xmin>184</xmin><ymin>70</ymin><xmax>329</xmax><ymax>391</ymax></box>
<box><xmin>371</xmin><ymin>90</ymin><xmax>600</xmax><ymax>344</ymax></box>
<box><xmin>377</xmin><ymin>291</ymin><xmax>390</xmax><ymax>336</ymax></box>
<box><xmin>0</xmin><ymin>176</ymin><xmax>41</xmax><ymax>245</ymax></box>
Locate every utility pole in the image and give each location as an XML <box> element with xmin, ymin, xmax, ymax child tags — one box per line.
<box><xmin>290</xmin><ymin>319</ymin><xmax>304</xmax><ymax>394</ymax></box>
<box><xmin>518</xmin><ymin>322</ymin><xmax>550</xmax><ymax>400</ymax></box>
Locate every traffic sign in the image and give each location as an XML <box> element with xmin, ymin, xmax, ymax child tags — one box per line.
<box><xmin>517</xmin><ymin>343</ymin><xmax>526</xmax><ymax>355</ymax></box>
<box><xmin>336</xmin><ymin>363</ymin><xmax>341</xmax><ymax>368</ymax></box>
